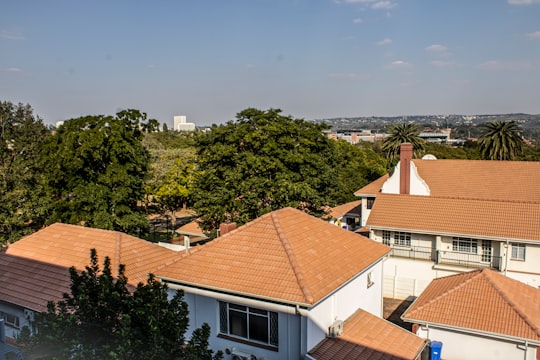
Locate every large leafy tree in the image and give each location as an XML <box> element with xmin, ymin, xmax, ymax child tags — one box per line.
<box><xmin>43</xmin><ymin>110</ymin><xmax>151</xmax><ymax>234</ymax></box>
<box><xmin>192</xmin><ymin>108</ymin><xmax>338</xmax><ymax>230</ymax></box>
<box><xmin>0</xmin><ymin>101</ymin><xmax>51</xmax><ymax>244</ymax></box>
<box><xmin>382</xmin><ymin>123</ymin><xmax>425</xmax><ymax>159</ymax></box>
<box><xmin>478</xmin><ymin>120</ymin><xmax>525</xmax><ymax>160</ymax></box>
<box><xmin>22</xmin><ymin>249</ymin><xmax>222</xmax><ymax>359</ymax></box>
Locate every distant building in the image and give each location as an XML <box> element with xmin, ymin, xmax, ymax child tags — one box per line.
<box><xmin>173</xmin><ymin>115</ymin><xmax>195</xmax><ymax>131</ymax></box>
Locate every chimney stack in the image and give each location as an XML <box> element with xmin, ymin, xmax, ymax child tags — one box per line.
<box><xmin>400</xmin><ymin>143</ymin><xmax>413</xmax><ymax>195</ymax></box>
<box><xmin>219</xmin><ymin>222</ymin><xmax>237</xmax><ymax>236</ymax></box>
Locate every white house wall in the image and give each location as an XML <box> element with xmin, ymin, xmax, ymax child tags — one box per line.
<box><xmin>506</xmin><ymin>242</ymin><xmax>540</xmax><ymax>288</ymax></box>
<box><xmin>379</xmin><ymin>161</ymin><xmax>430</xmax><ymax>196</ymax></box>
<box><xmin>0</xmin><ymin>302</ymin><xmax>28</xmax><ymax>340</ymax></box>
<box><xmin>416</xmin><ymin>326</ymin><xmax>538</xmax><ymax>360</ymax></box>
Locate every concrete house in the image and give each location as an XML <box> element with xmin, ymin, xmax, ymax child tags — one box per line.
<box><xmin>157</xmin><ymin>207</ymin><xmax>408</xmax><ymax>360</ymax></box>
<box><xmin>0</xmin><ymin>223</ymin><xmax>181</xmax><ymax>340</ymax></box>
<box><xmin>402</xmin><ymin>268</ymin><xmax>540</xmax><ymax>360</ymax></box>
<box><xmin>354</xmin><ymin>143</ymin><xmax>540</xmax><ymax>298</ymax></box>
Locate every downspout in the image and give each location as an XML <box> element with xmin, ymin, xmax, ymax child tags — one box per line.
<box><xmin>505</xmin><ymin>239</ymin><xmax>509</xmax><ymax>275</ymax></box>
<box><xmin>523</xmin><ymin>340</ymin><xmax>528</xmax><ymax>360</ymax></box>
<box><xmin>296</xmin><ymin>304</ymin><xmax>303</xmax><ymax>360</ymax></box>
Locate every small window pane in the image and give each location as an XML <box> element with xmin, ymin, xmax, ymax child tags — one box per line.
<box><xmin>229</xmin><ymin>310</ymin><xmax>247</xmax><ymax>338</ymax></box>
<box><xmin>511</xmin><ymin>243</ymin><xmax>526</xmax><ymax>260</ymax></box>
<box><xmin>249</xmin><ymin>314</ymin><xmax>269</xmax><ymax>343</ymax></box>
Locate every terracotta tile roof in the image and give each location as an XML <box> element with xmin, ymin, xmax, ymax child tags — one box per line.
<box><xmin>157</xmin><ymin>207</ymin><xmax>390</xmax><ymax>306</ymax></box>
<box><xmin>354</xmin><ymin>174</ymin><xmax>388</xmax><ymax>196</ymax></box>
<box><xmin>176</xmin><ymin>219</ymin><xmax>206</xmax><ymax>236</ymax></box>
<box><xmin>0</xmin><ymin>223</ymin><xmax>181</xmax><ymax>311</ymax></box>
<box><xmin>402</xmin><ymin>268</ymin><xmax>540</xmax><ymax>342</ymax></box>
<box><xmin>327</xmin><ymin>200</ymin><xmax>362</xmax><ymax>219</ymax></box>
<box><xmin>412</xmin><ymin>159</ymin><xmax>540</xmax><ymax>201</ymax></box>
<box><xmin>366</xmin><ymin>193</ymin><xmax>540</xmax><ymax>241</ymax></box>
<box><xmin>308</xmin><ymin>309</ymin><xmax>426</xmax><ymax>360</ymax></box>
<box><xmin>355</xmin><ymin>159</ymin><xmax>540</xmax><ymax>202</ymax></box>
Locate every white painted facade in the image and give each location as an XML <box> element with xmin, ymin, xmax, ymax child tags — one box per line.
<box><xmin>379</xmin><ymin>161</ymin><xmax>430</xmax><ymax>196</ymax></box>
<box><xmin>415</xmin><ymin>326</ymin><xmax>539</xmax><ymax>360</ymax></box>
<box><xmin>164</xmin><ymin>260</ymin><xmax>384</xmax><ymax>360</ymax></box>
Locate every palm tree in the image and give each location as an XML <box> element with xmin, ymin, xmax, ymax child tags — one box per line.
<box><xmin>382</xmin><ymin>123</ymin><xmax>425</xmax><ymax>159</ymax></box>
<box><xmin>478</xmin><ymin>121</ymin><xmax>524</xmax><ymax>160</ymax></box>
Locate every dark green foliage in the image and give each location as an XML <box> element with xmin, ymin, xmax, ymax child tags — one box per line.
<box><xmin>382</xmin><ymin>123</ymin><xmax>425</xmax><ymax>159</ymax></box>
<box><xmin>0</xmin><ymin>101</ymin><xmax>51</xmax><ymax>244</ymax></box>
<box><xmin>478</xmin><ymin>120</ymin><xmax>525</xmax><ymax>160</ymax></box>
<box><xmin>43</xmin><ymin>110</ymin><xmax>151</xmax><ymax>234</ymax></box>
<box><xmin>192</xmin><ymin>108</ymin><xmax>339</xmax><ymax>230</ymax></box>
<box><xmin>24</xmin><ymin>249</ymin><xmax>222</xmax><ymax>360</ymax></box>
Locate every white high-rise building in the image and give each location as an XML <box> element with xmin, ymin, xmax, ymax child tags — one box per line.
<box><xmin>173</xmin><ymin>115</ymin><xmax>195</xmax><ymax>131</ymax></box>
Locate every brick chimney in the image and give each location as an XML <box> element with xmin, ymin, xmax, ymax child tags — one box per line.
<box><xmin>219</xmin><ymin>222</ymin><xmax>237</xmax><ymax>236</ymax></box>
<box><xmin>400</xmin><ymin>143</ymin><xmax>413</xmax><ymax>195</ymax></box>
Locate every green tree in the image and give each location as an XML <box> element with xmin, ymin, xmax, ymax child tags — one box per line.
<box><xmin>382</xmin><ymin>123</ymin><xmax>425</xmax><ymax>159</ymax></box>
<box><xmin>43</xmin><ymin>109</ymin><xmax>151</xmax><ymax>234</ymax></box>
<box><xmin>23</xmin><ymin>249</ymin><xmax>222</xmax><ymax>360</ymax></box>
<box><xmin>478</xmin><ymin>120</ymin><xmax>525</xmax><ymax>160</ymax></box>
<box><xmin>0</xmin><ymin>101</ymin><xmax>51</xmax><ymax>244</ymax></box>
<box><xmin>192</xmin><ymin>108</ymin><xmax>338</xmax><ymax>230</ymax></box>
<box><xmin>331</xmin><ymin>141</ymin><xmax>389</xmax><ymax>204</ymax></box>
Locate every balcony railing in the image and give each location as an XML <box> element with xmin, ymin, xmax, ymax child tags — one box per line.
<box><xmin>437</xmin><ymin>250</ymin><xmax>502</xmax><ymax>271</ymax></box>
<box><xmin>385</xmin><ymin>244</ymin><xmax>502</xmax><ymax>271</ymax></box>
<box><xmin>387</xmin><ymin>244</ymin><xmax>434</xmax><ymax>261</ymax></box>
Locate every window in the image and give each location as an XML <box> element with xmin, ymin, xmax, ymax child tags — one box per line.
<box><xmin>511</xmin><ymin>243</ymin><xmax>526</xmax><ymax>261</ymax></box>
<box><xmin>452</xmin><ymin>237</ymin><xmax>477</xmax><ymax>254</ymax></box>
<box><xmin>0</xmin><ymin>311</ymin><xmax>20</xmax><ymax>329</ymax></box>
<box><xmin>366</xmin><ymin>197</ymin><xmax>375</xmax><ymax>210</ymax></box>
<box><xmin>382</xmin><ymin>231</ymin><xmax>391</xmax><ymax>245</ymax></box>
<box><xmin>219</xmin><ymin>302</ymin><xmax>278</xmax><ymax>347</ymax></box>
<box><xmin>394</xmin><ymin>232</ymin><xmax>411</xmax><ymax>247</ymax></box>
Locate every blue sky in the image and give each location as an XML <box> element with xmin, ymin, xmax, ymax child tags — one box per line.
<box><xmin>1</xmin><ymin>0</ymin><xmax>540</xmax><ymax>127</ymax></box>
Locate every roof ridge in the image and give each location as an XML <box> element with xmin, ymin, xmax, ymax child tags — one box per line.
<box><xmin>406</xmin><ymin>270</ymin><xmax>482</xmax><ymax>317</ymax></box>
<box><xmin>271</xmin><ymin>211</ymin><xmax>314</xmax><ymax>304</ymax></box>
<box><xmin>379</xmin><ymin>193</ymin><xmax>540</xmax><ymax>205</ymax></box>
<box><xmin>482</xmin><ymin>269</ymin><xmax>540</xmax><ymax>337</ymax></box>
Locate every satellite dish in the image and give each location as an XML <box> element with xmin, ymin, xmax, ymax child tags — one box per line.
<box><xmin>422</xmin><ymin>154</ymin><xmax>437</xmax><ymax>160</ymax></box>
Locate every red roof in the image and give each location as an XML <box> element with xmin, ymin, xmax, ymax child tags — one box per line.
<box><xmin>158</xmin><ymin>207</ymin><xmax>390</xmax><ymax>305</ymax></box>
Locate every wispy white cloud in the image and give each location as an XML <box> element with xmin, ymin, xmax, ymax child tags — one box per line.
<box><xmin>0</xmin><ymin>30</ymin><xmax>25</xmax><ymax>40</ymax></box>
<box><xmin>525</xmin><ymin>31</ymin><xmax>540</xmax><ymax>39</ymax></box>
<box><xmin>425</xmin><ymin>44</ymin><xmax>450</xmax><ymax>57</ymax></box>
<box><xmin>377</xmin><ymin>38</ymin><xmax>392</xmax><ymax>46</ymax></box>
<box><xmin>507</xmin><ymin>0</ymin><xmax>540</xmax><ymax>4</ymax></box>
<box><xmin>477</xmin><ymin>60</ymin><xmax>533</xmax><ymax>70</ymax></box>
<box><xmin>328</xmin><ymin>72</ymin><xmax>372</xmax><ymax>80</ymax></box>
<box><xmin>371</xmin><ymin>1</ymin><xmax>397</xmax><ymax>9</ymax></box>
<box><xmin>2</xmin><ymin>67</ymin><xmax>23</xmax><ymax>73</ymax></box>
<box><xmin>353</xmin><ymin>18</ymin><xmax>363</xmax><ymax>23</ymax></box>
<box><xmin>386</xmin><ymin>60</ymin><xmax>412</xmax><ymax>69</ymax></box>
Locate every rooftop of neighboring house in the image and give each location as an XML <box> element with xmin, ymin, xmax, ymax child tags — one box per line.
<box><xmin>157</xmin><ymin>207</ymin><xmax>390</xmax><ymax>306</ymax></box>
<box><xmin>355</xmin><ymin>156</ymin><xmax>540</xmax><ymax>202</ymax></box>
<box><xmin>325</xmin><ymin>200</ymin><xmax>362</xmax><ymax>220</ymax></box>
<box><xmin>174</xmin><ymin>219</ymin><xmax>209</xmax><ymax>243</ymax></box>
<box><xmin>308</xmin><ymin>308</ymin><xmax>427</xmax><ymax>360</ymax></box>
<box><xmin>402</xmin><ymin>268</ymin><xmax>540</xmax><ymax>343</ymax></box>
<box><xmin>0</xmin><ymin>223</ymin><xmax>181</xmax><ymax>312</ymax></box>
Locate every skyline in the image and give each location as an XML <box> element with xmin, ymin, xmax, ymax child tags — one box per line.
<box><xmin>1</xmin><ymin>1</ymin><xmax>540</xmax><ymax>127</ymax></box>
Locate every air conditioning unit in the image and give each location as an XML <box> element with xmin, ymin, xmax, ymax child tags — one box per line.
<box><xmin>23</xmin><ymin>309</ymin><xmax>34</xmax><ymax>321</ymax></box>
<box><xmin>329</xmin><ymin>319</ymin><xmax>344</xmax><ymax>337</ymax></box>
<box><xmin>230</xmin><ymin>349</ymin><xmax>261</xmax><ymax>360</ymax></box>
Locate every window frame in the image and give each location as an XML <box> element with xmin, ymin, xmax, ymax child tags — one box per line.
<box><xmin>452</xmin><ymin>237</ymin><xmax>478</xmax><ymax>254</ymax></box>
<box><xmin>511</xmin><ymin>243</ymin><xmax>526</xmax><ymax>261</ymax></box>
<box><xmin>382</xmin><ymin>230</ymin><xmax>391</xmax><ymax>245</ymax></box>
<box><xmin>366</xmin><ymin>197</ymin><xmax>375</xmax><ymax>210</ymax></box>
<box><xmin>393</xmin><ymin>232</ymin><xmax>411</xmax><ymax>247</ymax></box>
<box><xmin>219</xmin><ymin>301</ymin><xmax>278</xmax><ymax>348</ymax></box>
<box><xmin>0</xmin><ymin>311</ymin><xmax>20</xmax><ymax>329</ymax></box>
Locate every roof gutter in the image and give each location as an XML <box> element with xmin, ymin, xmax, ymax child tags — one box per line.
<box><xmin>159</xmin><ymin>276</ymin><xmax>311</xmax><ymax>315</ymax></box>
<box><xmin>402</xmin><ymin>318</ymin><xmax>540</xmax><ymax>347</ymax></box>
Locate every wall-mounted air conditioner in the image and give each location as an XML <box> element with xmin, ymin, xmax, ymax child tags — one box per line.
<box><xmin>329</xmin><ymin>319</ymin><xmax>344</xmax><ymax>337</ymax></box>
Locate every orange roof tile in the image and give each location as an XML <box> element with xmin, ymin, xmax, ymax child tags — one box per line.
<box><xmin>327</xmin><ymin>200</ymin><xmax>362</xmax><ymax>219</ymax></box>
<box><xmin>176</xmin><ymin>219</ymin><xmax>206</xmax><ymax>236</ymax></box>
<box><xmin>308</xmin><ymin>309</ymin><xmax>426</xmax><ymax>360</ymax></box>
<box><xmin>366</xmin><ymin>193</ymin><xmax>540</xmax><ymax>241</ymax></box>
<box><xmin>157</xmin><ymin>207</ymin><xmax>390</xmax><ymax>306</ymax></box>
<box><xmin>402</xmin><ymin>268</ymin><xmax>540</xmax><ymax>342</ymax></box>
<box><xmin>354</xmin><ymin>174</ymin><xmax>388</xmax><ymax>196</ymax></box>
<box><xmin>0</xmin><ymin>223</ymin><xmax>181</xmax><ymax>311</ymax></box>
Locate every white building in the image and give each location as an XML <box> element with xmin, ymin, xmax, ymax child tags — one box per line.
<box><xmin>173</xmin><ymin>115</ymin><xmax>195</xmax><ymax>131</ymax></box>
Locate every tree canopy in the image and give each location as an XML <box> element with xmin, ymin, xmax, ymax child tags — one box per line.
<box><xmin>192</xmin><ymin>108</ymin><xmax>339</xmax><ymax>230</ymax></box>
<box><xmin>0</xmin><ymin>101</ymin><xmax>51</xmax><ymax>245</ymax></box>
<box><xmin>478</xmin><ymin>120</ymin><xmax>525</xmax><ymax>160</ymax></box>
<box><xmin>21</xmin><ymin>249</ymin><xmax>222</xmax><ymax>360</ymax></box>
<box><xmin>382</xmin><ymin>123</ymin><xmax>425</xmax><ymax>159</ymax></box>
<box><xmin>43</xmin><ymin>110</ymin><xmax>151</xmax><ymax>234</ymax></box>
